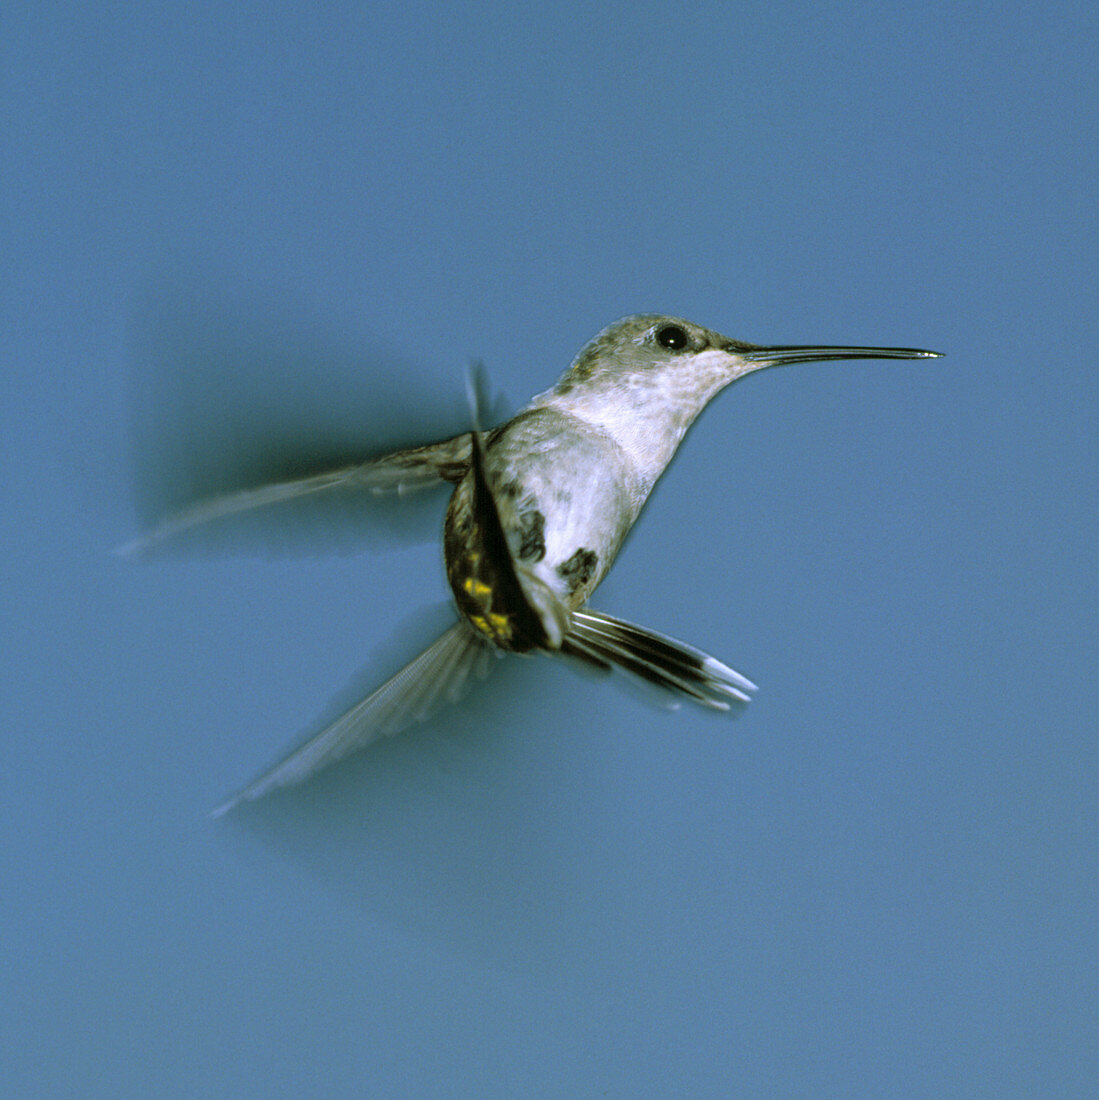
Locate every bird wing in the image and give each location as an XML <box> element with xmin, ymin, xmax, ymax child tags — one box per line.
<box><xmin>561</xmin><ymin>608</ymin><xmax>757</xmax><ymax>711</ymax></box>
<box><xmin>212</xmin><ymin>621</ymin><xmax>493</xmax><ymax>815</ymax></box>
<box><xmin>120</xmin><ymin>433</ymin><xmax>473</xmax><ymax>556</ymax></box>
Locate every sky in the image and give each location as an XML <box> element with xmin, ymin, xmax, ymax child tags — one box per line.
<box><xmin>3</xmin><ymin>2</ymin><xmax>1096</xmax><ymax>1096</ymax></box>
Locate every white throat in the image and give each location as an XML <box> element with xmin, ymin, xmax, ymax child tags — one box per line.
<box><xmin>534</xmin><ymin>348</ymin><xmax>739</xmax><ymax>493</ymax></box>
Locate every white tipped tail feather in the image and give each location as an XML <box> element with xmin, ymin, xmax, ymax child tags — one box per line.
<box><xmin>562</xmin><ymin>609</ymin><xmax>757</xmax><ymax>710</ymax></box>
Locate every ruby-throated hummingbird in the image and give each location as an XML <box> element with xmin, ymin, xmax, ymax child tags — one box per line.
<box><xmin>127</xmin><ymin>314</ymin><xmax>941</xmax><ymax>813</ymax></box>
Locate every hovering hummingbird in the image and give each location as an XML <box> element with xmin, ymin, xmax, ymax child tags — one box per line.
<box><xmin>128</xmin><ymin>314</ymin><xmax>941</xmax><ymax>813</ymax></box>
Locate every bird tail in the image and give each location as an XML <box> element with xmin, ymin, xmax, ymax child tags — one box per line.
<box><xmin>561</xmin><ymin>608</ymin><xmax>757</xmax><ymax>711</ymax></box>
<box><xmin>212</xmin><ymin>622</ymin><xmax>493</xmax><ymax>816</ymax></box>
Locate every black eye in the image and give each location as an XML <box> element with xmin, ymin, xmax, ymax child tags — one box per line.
<box><xmin>656</xmin><ymin>324</ymin><xmax>689</xmax><ymax>350</ymax></box>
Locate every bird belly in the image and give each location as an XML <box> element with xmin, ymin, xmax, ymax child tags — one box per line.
<box><xmin>489</xmin><ymin>430</ymin><xmax>639</xmax><ymax>609</ymax></box>
<box><xmin>443</xmin><ymin>409</ymin><xmax>643</xmax><ymax>650</ymax></box>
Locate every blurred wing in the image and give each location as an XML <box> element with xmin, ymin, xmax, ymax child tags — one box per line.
<box><xmin>120</xmin><ymin>433</ymin><xmax>472</xmax><ymax>556</ymax></box>
<box><xmin>561</xmin><ymin>608</ymin><xmax>757</xmax><ymax>711</ymax></box>
<box><xmin>213</xmin><ymin>621</ymin><xmax>492</xmax><ymax>815</ymax></box>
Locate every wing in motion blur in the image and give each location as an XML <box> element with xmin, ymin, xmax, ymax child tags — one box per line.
<box><xmin>212</xmin><ymin>620</ymin><xmax>493</xmax><ymax>816</ymax></box>
<box><xmin>120</xmin><ymin>433</ymin><xmax>473</xmax><ymax>556</ymax></box>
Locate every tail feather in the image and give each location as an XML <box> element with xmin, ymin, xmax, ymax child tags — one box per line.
<box><xmin>563</xmin><ymin>609</ymin><xmax>757</xmax><ymax>711</ymax></box>
<box><xmin>213</xmin><ymin>621</ymin><xmax>491</xmax><ymax>816</ymax></box>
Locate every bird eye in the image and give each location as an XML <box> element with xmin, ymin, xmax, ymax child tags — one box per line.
<box><xmin>655</xmin><ymin>324</ymin><xmax>689</xmax><ymax>350</ymax></box>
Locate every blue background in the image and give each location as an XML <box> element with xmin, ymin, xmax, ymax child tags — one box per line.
<box><xmin>4</xmin><ymin>2</ymin><xmax>1095</xmax><ymax>1096</ymax></box>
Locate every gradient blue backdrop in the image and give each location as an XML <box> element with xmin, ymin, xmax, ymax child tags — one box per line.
<box><xmin>4</xmin><ymin>2</ymin><xmax>1095</xmax><ymax>1096</ymax></box>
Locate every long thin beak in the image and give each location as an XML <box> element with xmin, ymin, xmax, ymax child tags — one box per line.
<box><xmin>740</xmin><ymin>344</ymin><xmax>943</xmax><ymax>366</ymax></box>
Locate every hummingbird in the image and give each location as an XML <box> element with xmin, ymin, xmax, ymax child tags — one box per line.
<box><xmin>127</xmin><ymin>314</ymin><xmax>942</xmax><ymax>814</ymax></box>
